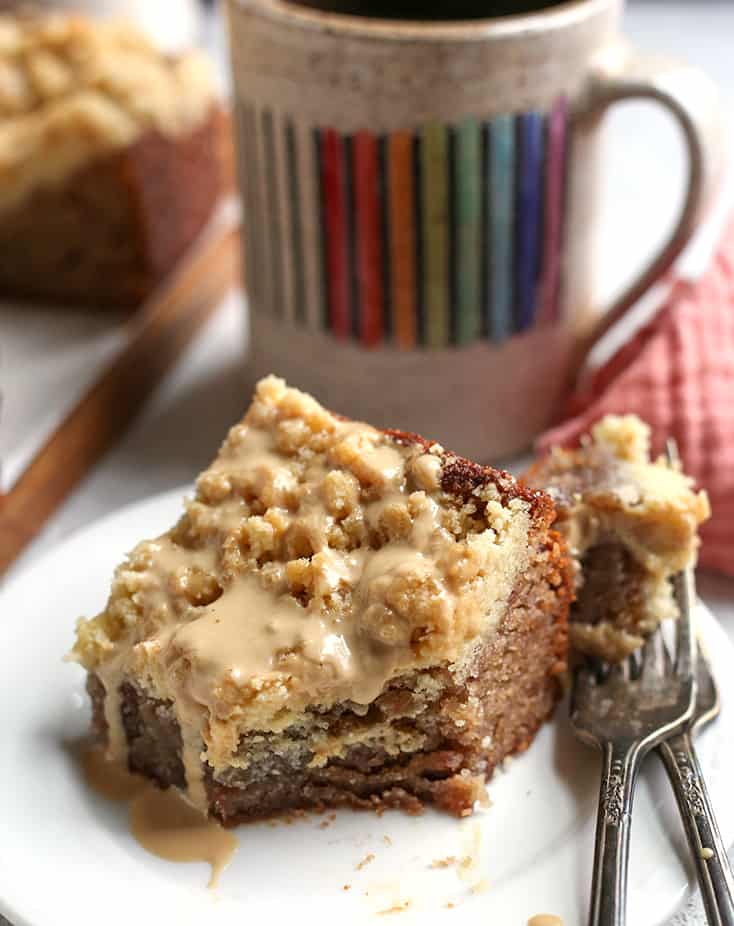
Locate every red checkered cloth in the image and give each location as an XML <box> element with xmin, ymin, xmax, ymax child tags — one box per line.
<box><xmin>539</xmin><ymin>217</ymin><xmax>734</xmax><ymax>576</ymax></box>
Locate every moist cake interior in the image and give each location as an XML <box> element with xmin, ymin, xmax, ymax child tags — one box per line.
<box><xmin>525</xmin><ymin>415</ymin><xmax>709</xmax><ymax>661</ymax></box>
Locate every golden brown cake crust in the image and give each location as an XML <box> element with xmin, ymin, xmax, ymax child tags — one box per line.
<box><xmin>86</xmin><ymin>524</ymin><xmax>570</xmax><ymax>822</ymax></box>
<box><xmin>383</xmin><ymin>426</ymin><xmax>554</xmax><ymax>521</ymax></box>
<box><xmin>74</xmin><ymin>377</ymin><xmax>572</xmax><ymax>820</ymax></box>
<box><xmin>0</xmin><ymin>104</ymin><xmax>224</xmax><ymax>307</ymax></box>
<box><xmin>0</xmin><ymin>13</ymin><xmax>216</xmax><ymax>214</ymax></box>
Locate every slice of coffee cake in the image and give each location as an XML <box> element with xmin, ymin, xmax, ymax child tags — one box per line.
<box><xmin>525</xmin><ymin>415</ymin><xmax>709</xmax><ymax>662</ymax></box>
<box><xmin>0</xmin><ymin>13</ymin><xmax>224</xmax><ymax>309</ymax></box>
<box><xmin>72</xmin><ymin>376</ymin><xmax>571</xmax><ymax>822</ymax></box>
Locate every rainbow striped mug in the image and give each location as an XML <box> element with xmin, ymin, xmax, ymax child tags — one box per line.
<box><xmin>228</xmin><ymin>0</ymin><xmax>722</xmax><ymax>460</ymax></box>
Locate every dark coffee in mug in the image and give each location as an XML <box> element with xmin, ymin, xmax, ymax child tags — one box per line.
<box><xmin>290</xmin><ymin>0</ymin><xmax>567</xmax><ymax>20</ymax></box>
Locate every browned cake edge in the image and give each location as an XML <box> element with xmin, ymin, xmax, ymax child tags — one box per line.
<box><xmin>0</xmin><ymin>103</ymin><xmax>225</xmax><ymax>309</ymax></box>
<box><xmin>84</xmin><ymin>430</ymin><xmax>572</xmax><ymax>821</ymax></box>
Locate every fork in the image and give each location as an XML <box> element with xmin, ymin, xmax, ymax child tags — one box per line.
<box><xmin>571</xmin><ymin>616</ymin><xmax>697</xmax><ymax>925</ymax></box>
<box><xmin>657</xmin><ymin>597</ymin><xmax>734</xmax><ymax>924</ymax></box>
<box><xmin>570</xmin><ymin>440</ymin><xmax>697</xmax><ymax>926</ymax></box>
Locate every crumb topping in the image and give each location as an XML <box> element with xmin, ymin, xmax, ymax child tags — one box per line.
<box><xmin>527</xmin><ymin>415</ymin><xmax>710</xmax><ymax>660</ymax></box>
<box><xmin>73</xmin><ymin>376</ymin><xmax>533</xmax><ymax>775</ymax></box>
<box><xmin>541</xmin><ymin>415</ymin><xmax>709</xmax><ymax>569</ymax></box>
<box><xmin>0</xmin><ymin>13</ymin><xmax>215</xmax><ymax>213</ymax></box>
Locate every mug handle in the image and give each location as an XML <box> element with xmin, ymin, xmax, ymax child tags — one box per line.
<box><xmin>575</xmin><ymin>43</ymin><xmax>725</xmax><ymax>358</ymax></box>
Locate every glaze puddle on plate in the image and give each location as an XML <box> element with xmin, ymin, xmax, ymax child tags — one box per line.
<box><xmin>79</xmin><ymin>744</ymin><xmax>238</xmax><ymax>887</ymax></box>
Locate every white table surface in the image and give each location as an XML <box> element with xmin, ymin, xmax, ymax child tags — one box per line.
<box><xmin>6</xmin><ymin>0</ymin><xmax>734</xmax><ymax>641</ymax></box>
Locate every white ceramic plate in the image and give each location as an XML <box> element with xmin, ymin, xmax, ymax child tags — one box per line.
<box><xmin>2</xmin><ymin>488</ymin><xmax>734</xmax><ymax>926</ymax></box>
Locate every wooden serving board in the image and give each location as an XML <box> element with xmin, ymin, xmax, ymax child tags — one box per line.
<box><xmin>0</xmin><ymin>220</ymin><xmax>242</xmax><ymax>575</ymax></box>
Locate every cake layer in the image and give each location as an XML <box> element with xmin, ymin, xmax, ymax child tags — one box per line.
<box><xmin>73</xmin><ymin>376</ymin><xmax>571</xmax><ymax>817</ymax></box>
<box><xmin>85</xmin><ymin>502</ymin><xmax>569</xmax><ymax>821</ymax></box>
<box><xmin>0</xmin><ymin>13</ymin><xmax>215</xmax><ymax>216</ymax></box>
<box><xmin>0</xmin><ymin>105</ymin><xmax>224</xmax><ymax>307</ymax></box>
<box><xmin>525</xmin><ymin>415</ymin><xmax>710</xmax><ymax>661</ymax></box>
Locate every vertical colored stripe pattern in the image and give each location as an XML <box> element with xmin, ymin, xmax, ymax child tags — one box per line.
<box><xmin>488</xmin><ymin>114</ymin><xmax>515</xmax><ymax>342</ymax></box>
<box><xmin>539</xmin><ymin>97</ymin><xmax>568</xmax><ymax>325</ymax></box>
<box><xmin>261</xmin><ymin>110</ymin><xmax>283</xmax><ymax>319</ymax></box>
<box><xmin>353</xmin><ymin>132</ymin><xmax>385</xmax><ymax>346</ymax></box>
<box><xmin>320</xmin><ymin>129</ymin><xmax>351</xmax><ymax>340</ymax></box>
<box><xmin>236</xmin><ymin>98</ymin><xmax>570</xmax><ymax>347</ymax></box>
<box><xmin>421</xmin><ymin>123</ymin><xmax>451</xmax><ymax>349</ymax></box>
<box><xmin>387</xmin><ymin>132</ymin><xmax>416</xmax><ymax>348</ymax></box>
<box><xmin>514</xmin><ymin>112</ymin><xmax>545</xmax><ymax>333</ymax></box>
<box><xmin>454</xmin><ymin>119</ymin><xmax>482</xmax><ymax>345</ymax></box>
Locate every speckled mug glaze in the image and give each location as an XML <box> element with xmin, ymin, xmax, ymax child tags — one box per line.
<box><xmin>227</xmin><ymin>0</ymin><xmax>722</xmax><ymax>460</ymax></box>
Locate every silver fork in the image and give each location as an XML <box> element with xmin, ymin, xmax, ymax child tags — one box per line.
<box><xmin>571</xmin><ymin>615</ymin><xmax>697</xmax><ymax>925</ymax></box>
<box><xmin>657</xmin><ymin>606</ymin><xmax>734</xmax><ymax>924</ymax></box>
<box><xmin>570</xmin><ymin>438</ymin><xmax>697</xmax><ymax>926</ymax></box>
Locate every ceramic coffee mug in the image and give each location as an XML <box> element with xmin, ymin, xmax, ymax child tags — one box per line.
<box><xmin>227</xmin><ymin>0</ymin><xmax>722</xmax><ymax>460</ymax></box>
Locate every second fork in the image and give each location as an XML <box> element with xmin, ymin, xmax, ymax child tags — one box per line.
<box><xmin>657</xmin><ymin>572</ymin><xmax>734</xmax><ymax>926</ymax></box>
<box><xmin>572</xmin><ymin>627</ymin><xmax>697</xmax><ymax>926</ymax></box>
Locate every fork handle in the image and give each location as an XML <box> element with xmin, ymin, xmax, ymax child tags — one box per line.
<box><xmin>589</xmin><ymin>741</ymin><xmax>642</xmax><ymax>926</ymax></box>
<box><xmin>659</xmin><ymin>732</ymin><xmax>734</xmax><ymax>926</ymax></box>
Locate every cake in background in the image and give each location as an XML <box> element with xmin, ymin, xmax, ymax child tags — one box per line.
<box><xmin>525</xmin><ymin>415</ymin><xmax>710</xmax><ymax>662</ymax></box>
<box><xmin>72</xmin><ymin>376</ymin><xmax>572</xmax><ymax>822</ymax></box>
<box><xmin>0</xmin><ymin>12</ymin><xmax>225</xmax><ymax>309</ymax></box>
<box><xmin>0</xmin><ymin>0</ymin><xmax>202</xmax><ymax>51</ymax></box>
